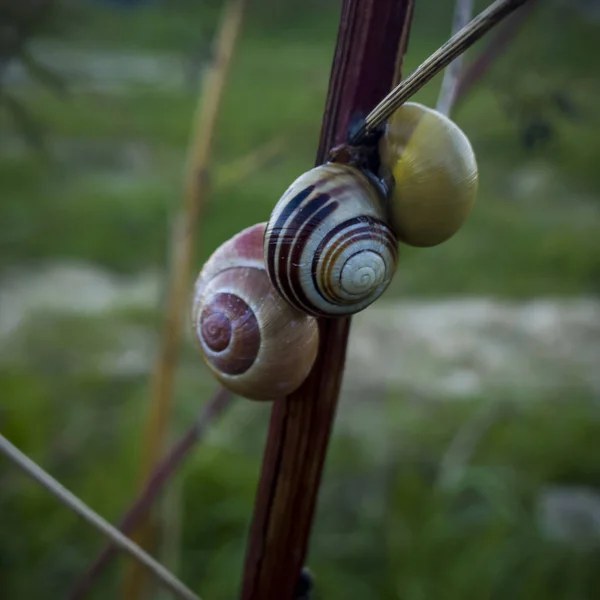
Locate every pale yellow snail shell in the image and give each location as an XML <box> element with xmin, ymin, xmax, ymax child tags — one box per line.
<box><xmin>263</xmin><ymin>162</ymin><xmax>399</xmax><ymax>318</ymax></box>
<box><xmin>379</xmin><ymin>101</ymin><xmax>479</xmax><ymax>247</ymax></box>
<box><xmin>191</xmin><ymin>222</ymin><xmax>319</xmax><ymax>401</ymax></box>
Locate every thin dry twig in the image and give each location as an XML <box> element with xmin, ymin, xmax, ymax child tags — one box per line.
<box><xmin>0</xmin><ymin>434</ymin><xmax>201</xmax><ymax>600</ymax></box>
<box><xmin>436</xmin><ymin>0</ymin><xmax>475</xmax><ymax>116</ymax></box>
<box><xmin>68</xmin><ymin>389</ymin><xmax>231</xmax><ymax>600</ymax></box>
<box><xmin>214</xmin><ymin>136</ymin><xmax>286</xmax><ymax>191</ymax></box>
<box><xmin>240</xmin><ymin>2</ymin><xmax>416</xmax><ymax>599</ymax></box>
<box><xmin>122</xmin><ymin>1</ymin><xmax>247</xmax><ymax>597</ymax></box>
<box><xmin>351</xmin><ymin>0</ymin><xmax>531</xmax><ymax>142</ymax></box>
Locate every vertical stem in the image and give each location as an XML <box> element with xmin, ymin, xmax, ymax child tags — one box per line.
<box><xmin>436</xmin><ymin>0</ymin><xmax>474</xmax><ymax>116</ymax></box>
<box><xmin>240</xmin><ymin>2</ymin><xmax>415</xmax><ymax>599</ymax></box>
<box><xmin>122</xmin><ymin>3</ymin><xmax>247</xmax><ymax>597</ymax></box>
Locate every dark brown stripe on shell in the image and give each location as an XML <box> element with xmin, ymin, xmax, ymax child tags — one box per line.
<box><xmin>286</xmin><ymin>199</ymin><xmax>338</xmax><ymax>314</ymax></box>
<box><xmin>266</xmin><ymin>184</ymin><xmax>315</xmax><ymax>298</ymax></box>
<box><xmin>270</xmin><ymin>192</ymin><xmax>334</xmax><ymax>310</ymax></box>
<box><xmin>200</xmin><ymin>292</ymin><xmax>260</xmax><ymax>376</ymax></box>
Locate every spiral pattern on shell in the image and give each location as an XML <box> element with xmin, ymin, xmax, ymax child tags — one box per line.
<box><xmin>264</xmin><ymin>163</ymin><xmax>399</xmax><ymax>317</ymax></box>
<box><xmin>192</xmin><ymin>222</ymin><xmax>319</xmax><ymax>401</ymax></box>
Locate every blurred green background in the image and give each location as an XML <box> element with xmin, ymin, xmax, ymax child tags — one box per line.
<box><xmin>1</xmin><ymin>0</ymin><xmax>599</xmax><ymax>598</ymax></box>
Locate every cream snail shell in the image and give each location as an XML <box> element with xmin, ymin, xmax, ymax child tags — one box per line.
<box><xmin>263</xmin><ymin>162</ymin><xmax>399</xmax><ymax>318</ymax></box>
<box><xmin>378</xmin><ymin>101</ymin><xmax>478</xmax><ymax>247</ymax></box>
<box><xmin>192</xmin><ymin>222</ymin><xmax>319</xmax><ymax>401</ymax></box>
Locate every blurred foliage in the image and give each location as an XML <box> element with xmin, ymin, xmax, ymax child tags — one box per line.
<box><xmin>0</xmin><ymin>0</ymin><xmax>599</xmax><ymax>599</ymax></box>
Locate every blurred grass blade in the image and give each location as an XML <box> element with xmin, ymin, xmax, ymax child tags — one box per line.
<box><xmin>214</xmin><ymin>136</ymin><xmax>286</xmax><ymax>191</ymax></box>
<box><xmin>1</xmin><ymin>93</ymin><xmax>48</xmax><ymax>155</ymax></box>
<box><xmin>122</xmin><ymin>1</ymin><xmax>247</xmax><ymax>598</ymax></box>
<box><xmin>454</xmin><ymin>0</ymin><xmax>538</xmax><ymax>106</ymax></box>
<box><xmin>0</xmin><ymin>434</ymin><xmax>201</xmax><ymax>600</ymax></box>
<box><xmin>20</xmin><ymin>48</ymin><xmax>68</xmax><ymax>98</ymax></box>
<box><xmin>436</xmin><ymin>0</ymin><xmax>474</xmax><ymax>116</ymax></box>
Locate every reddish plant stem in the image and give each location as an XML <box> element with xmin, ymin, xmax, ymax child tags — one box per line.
<box><xmin>454</xmin><ymin>0</ymin><xmax>537</xmax><ymax>106</ymax></box>
<box><xmin>240</xmin><ymin>2</ymin><xmax>415</xmax><ymax>599</ymax></box>
<box><xmin>68</xmin><ymin>389</ymin><xmax>232</xmax><ymax>600</ymax></box>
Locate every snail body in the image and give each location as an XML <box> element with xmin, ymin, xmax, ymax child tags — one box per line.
<box><xmin>378</xmin><ymin>102</ymin><xmax>478</xmax><ymax>247</ymax></box>
<box><xmin>264</xmin><ymin>162</ymin><xmax>399</xmax><ymax>318</ymax></box>
<box><xmin>192</xmin><ymin>222</ymin><xmax>319</xmax><ymax>401</ymax></box>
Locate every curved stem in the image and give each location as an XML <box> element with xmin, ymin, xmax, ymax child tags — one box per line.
<box><xmin>0</xmin><ymin>434</ymin><xmax>200</xmax><ymax>600</ymax></box>
<box><xmin>351</xmin><ymin>0</ymin><xmax>531</xmax><ymax>143</ymax></box>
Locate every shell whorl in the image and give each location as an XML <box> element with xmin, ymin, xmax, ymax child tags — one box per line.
<box><xmin>192</xmin><ymin>223</ymin><xmax>319</xmax><ymax>401</ymax></box>
<box><xmin>264</xmin><ymin>163</ymin><xmax>399</xmax><ymax>317</ymax></box>
<box><xmin>379</xmin><ymin>102</ymin><xmax>478</xmax><ymax>247</ymax></box>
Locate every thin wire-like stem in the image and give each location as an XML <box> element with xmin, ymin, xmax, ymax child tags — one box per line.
<box><xmin>436</xmin><ymin>0</ymin><xmax>474</xmax><ymax>116</ymax></box>
<box><xmin>68</xmin><ymin>389</ymin><xmax>231</xmax><ymax>600</ymax></box>
<box><xmin>351</xmin><ymin>0</ymin><xmax>530</xmax><ymax>143</ymax></box>
<box><xmin>123</xmin><ymin>1</ymin><xmax>247</xmax><ymax>597</ymax></box>
<box><xmin>214</xmin><ymin>136</ymin><xmax>285</xmax><ymax>191</ymax></box>
<box><xmin>436</xmin><ymin>403</ymin><xmax>513</xmax><ymax>490</ymax></box>
<box><xmin>0</xmin><ymin>434</ymin><xmax>201</xmax><ymax>600</ymax></box>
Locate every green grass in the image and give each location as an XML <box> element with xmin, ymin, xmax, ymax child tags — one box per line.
<box><xmin>1</xmin><ymin>2</ymin><xmax>599</xmax><ymax>599</ymax></box>
<box><xmin>2</xmin><ymin>2</ymin><xmax>600</xmax><ymax>295</ymax></box>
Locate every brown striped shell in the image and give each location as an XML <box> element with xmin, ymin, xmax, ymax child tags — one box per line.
<box><xmin>379</xmin><ymin>102</ymin><xmax>479</xmax><ymax>247</ymax></box>
<box><xmin>263</xmin><ymin>163</ymin><xmax>399</xmax><ymax>318</ymax></box>
<box><xmin>191</xmin><ymin>222</ymin><xmax>319</xmax><ymax>401</ymax></box>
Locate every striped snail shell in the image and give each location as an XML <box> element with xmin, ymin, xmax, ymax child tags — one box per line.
<box><xmin>378</xmin><ymin>102</ymin><xmax>478</xmax><ymax>247</ymax></box>
<box><xmin>263</xmin><ymin>162</ymin><xmax>399</xmax><ymax>318</ymax></box>
<box><xmin>192</xmin><ymin>222</ymin><xmax>319</xmax><ymax>401</ymax></box>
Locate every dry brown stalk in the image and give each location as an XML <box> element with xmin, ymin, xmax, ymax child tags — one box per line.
<box><xmin>122</xmin><ymin>1</ymin><xmax>247</xmax><ymax>598</ymax></box>
<box><xmin>239</xmin><ymin>2</ymin><xmax>416</xmax><ymax>599</ymax></box>
<box><xmin>437</xmin><ymin>0</ymin><xmax>475</xmax><ymax>116</ymax></box>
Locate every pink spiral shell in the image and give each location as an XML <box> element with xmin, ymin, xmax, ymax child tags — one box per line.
<box><xmin>191</xmin><ymin>223</ymin><xmax>319</xmax><ymax>400</ymax></box>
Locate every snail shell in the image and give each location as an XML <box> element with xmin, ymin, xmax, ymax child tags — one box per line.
<box><xmin>192</xmin><ymin>222</ymin><xmax>319</xmax><ymax>401</ymax></box>
<box><xmin>264</xmin><ymin>162</ymin><xmax>399</xmax><ymax>318</ymax></box>
<box><xmin>379</xmin><ymin>102</ymin><xmax>478</xmax><ymax>247</ymax></box>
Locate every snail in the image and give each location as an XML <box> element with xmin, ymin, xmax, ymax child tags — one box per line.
<box><xmin>191</xmin><ymin>222</ymin><xmax>319</xmax><ymax>401</ymax></box>
<box><xmin>378</xmin><ymin>102</ymin><xmax>479</xmax><ymax>247</ymax></box>
<box><xmin>263</xmin><ymin>162</ymin><xmax>399</xmax><ymax>318</ymax></box>
<box><xmin>263</xmin><ymin>103</ymin><xmax>477</xmax><ymax>318</ymax></box>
